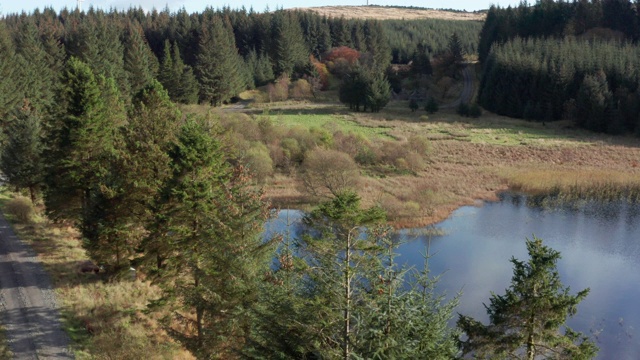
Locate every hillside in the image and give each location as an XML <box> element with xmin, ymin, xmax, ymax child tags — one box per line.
<box><xmin>293</xmin><ymin>6</ymin><xmax>486</xmax><ymax>21</ymax></box>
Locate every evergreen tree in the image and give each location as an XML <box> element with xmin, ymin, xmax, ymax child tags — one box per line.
<box><xmin>44</xmin><ymin>57</ymin><xmax>124</xmax><ymax>223</ymax></box>
<box><xmin>195</xmin><ymin>17</ymin><xmax>244</xmax><ymax>105</ymax></box>
<box><xmin>446</xmin><ymin>32</ymin><xmax>465</xmax><ymax>65</ymax></box>
<box><xmin>13</xmin><ymin>17</ymin><xmax>56</xmax><ymax>117</ymax></box>
<box><xmin>458</xmin><ymin>236</ymin><xmax>598</xmax><ymax>360</ymax></box>
<box><xmin>576</xmin><ymin>71</ymin><xmax>611</xmax><ymax>132</ymax></box>
<box><xmin>366</xmin><ymin>72</ymin><xmax>391</xmax><ymax>113</ymax></box>
<box><xmin>425</xmin><ymin>96</ymin><xmax>439</xmax><ymax>114</ymax></box>
<box><xmin>158</xmin><ymin>40</ymin><xmax>199</xmax><ymax>104</ymax></box>
<box><xmin>150</xmin><ymin>118</ymin><xmax>270</xmax><ymax>357</ymax></box>
<box><xmin>0</xmin><ymin>102</ymin><xmax>45</xmax><ymax>203</ymax></box>
<box><xmin>270</xmin><ymin>11</ymin><xmax>308</xmax><ymax>77</ymax></box>
<box><xmin>0</xmin><ymin>21</ymin><xmax>22</xmax><ymax>121</ymax></box>
<box><xmin>123</xmin><ymin>19</ymin><xmax>158</xmax><ymax>95</ymax></box>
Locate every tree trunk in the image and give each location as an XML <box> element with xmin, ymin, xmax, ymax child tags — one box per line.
<box><xmin>343</xmin><ymin>231</ymin><xmax>352</xmax><ymax>360</ymax></box>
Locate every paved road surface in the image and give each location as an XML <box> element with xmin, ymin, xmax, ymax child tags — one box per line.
<box><xmin>0</xmin><ymin>213</ymin><xmax>73</xmax><ymax>359</ymax></box>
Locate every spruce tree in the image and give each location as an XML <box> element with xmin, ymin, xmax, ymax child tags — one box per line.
<box><xmin>0</xmin><ymin>21</ymin><xmax>21</xmax><ymax>121</ymax></box>
<box><xmin>270</xmin><ymin>11</ymin><xmax>308</xmax><ymax>77</ymax></box>
<box><xmin>458</xmin><ymin>236</ymin><xmax>598</xmax><ymax>360</ymax></box>
<box><xmin>13</xmin><ymin>17</ymin><xmax>56</xmax><ymax>117</ymax></box>
<box><xmin>149</xmin><ymin>118</ymin><xmax>270</xmax><ymax>357</ymax></box>
<box><xmin>195</xmin><ymin>17</ymin><xmax>244</xmax><ymax>105</ymax></box>
<box><xmin>0</xmin><ymin>103</ymin><xmax>45</xmax><ymax>203</ymax></box>
<box><xmin>123</xmin><ymin>19</ymin><xmax>158</xmax><ymax>95</ymax></box>
<box><xmin>44</xmin><ymin>57</ymin><xmax>124</xmax><ymax>223</ymax></box>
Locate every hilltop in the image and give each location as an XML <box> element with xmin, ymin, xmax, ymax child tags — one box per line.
<box><xmin>292</xmin><ymin>6</ymin><xmax>486</xmax><ymax>21</ymax></box>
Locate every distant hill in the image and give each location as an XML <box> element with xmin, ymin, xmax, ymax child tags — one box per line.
<box><xmin>292</xmin><ymin>6</ymin><xmax>486</xmax><ymax>21</ymax></box>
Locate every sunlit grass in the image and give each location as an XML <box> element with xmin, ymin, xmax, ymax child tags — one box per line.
<box><xmin>0</xmin><ymin>189</ymin><xmax>193</xmax><ymax>360</ymax></box>
<box><xmin>268</xmin><ymin>112</ymin><xmax>394</xmax><ymax>139</ymax></box>
<box><xmin>500</xmin><ymin>168</ymin><xmax>640</xmax><ymax>201</ymax></box>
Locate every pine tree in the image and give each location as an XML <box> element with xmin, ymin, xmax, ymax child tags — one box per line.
<box><xmin>13</xmin><ymin>17</ymin><xmax>56</xmax><ymax>117</ymax></box>
<box><xmin>447</xmin><ymin>32</ymin><xmax>465</xmax><ymax>65</ymax></box>
<box><xmin>270</xmin><ymin>11</ymin><xmax>307</xmax><ymax>77</ymax></box>
<box><xmin>123</xmin><ymin>19</ymin><xmax>158</xmax><ymax>95</ymax></box>
<box><xmin>44</xmin><ymin>57</ymin><xmax>124</xmax><ymax>223</ymax></box>
<box><xmin>458</xmin><ymin>236</ymin><xmax>598</xmax><ymax>360</ymax></box>
<box><xmin>365</xmin><ymin>72</ymin><xmax>391</xmax><ymax>113</ymax></box>
<box><xmin>195</xmin><ymin>17</ymin><xmax>244</xmax><ymax>105</ymax></box>
<box><xmin>150</xmin><ymin>118</ymin><xmax>271</xmax><ymax>357</ymax></box>
<box><xmin>302</xmin><ymin>191</ymin><xmax>386</xmax><ymax>359</ymax></box>
<box><xmin>0</xmin><ymin>102</ymin><xmax>45</xmax><ymax>203</ymax></box>
<box><xmin>159</xmin><ymin>40</ymin><xmax>199</xmax><ymax>104</ymax></box>
<box><xmin>0</xmin><ymin>21</ymin><xmax>22</xmax><ymax>121</ymax></box>
<box><xmin>576</xmin><ymin>71</ymin><xmax>611</xmax><ymax>132</ymax></box>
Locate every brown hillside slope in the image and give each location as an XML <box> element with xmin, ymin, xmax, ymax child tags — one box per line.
<box><xmin>292</xmin><ymin>6</ymin><xmax>486</xmax><ymax>21</ymax></box>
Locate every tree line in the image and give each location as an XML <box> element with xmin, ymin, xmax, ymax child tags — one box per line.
<box><xmin>478</xmin><ymin>0</ymin><xmax>640</xmax><ymax>63</ymax></box>
<box><xmin>477</xmin><ymin>0</ymin><xmax>640</xmax><ymax>134</ymax></box>
<box><xmin>479</xmin><ymin>37</ymin><xmax>640</xmax><ymax>133</ymax></box>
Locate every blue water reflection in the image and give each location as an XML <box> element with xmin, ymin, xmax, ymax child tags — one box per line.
<box><xmin>263</xmin><ymin>195</ymin><xmax>640</xmax><ymax>359</ymax></box>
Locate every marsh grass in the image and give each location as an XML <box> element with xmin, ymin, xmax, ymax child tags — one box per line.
<box><xmin>502</xmin><ymin>169</ymin><xmax>640</xmax><ymax>202</ymax></box>
<box><xmin>0</xmin><ymin>189</ymin><xmax>193</xmax><ymax>360</ymax></box>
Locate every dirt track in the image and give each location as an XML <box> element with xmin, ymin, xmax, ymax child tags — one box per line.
<box><xmin>0</xmin><ymin>213</ymin><xmax>73</xmax><ymax>359</ymax></box>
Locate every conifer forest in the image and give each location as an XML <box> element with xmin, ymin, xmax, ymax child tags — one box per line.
<box><xmin>3</xmin><ymin>1</ymin><xmax>640</xmax><ymax>358</ymax></box>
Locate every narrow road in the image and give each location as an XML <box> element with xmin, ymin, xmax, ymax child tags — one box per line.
<box><xmin>442</xmin><ymin>64</ymin><xmax>475</xmax><ymax>109</ymax></box>
<box><xmin>0</xmin><ymin>212</ymin><xmax>73</xmax><ymax>359</ymax></box>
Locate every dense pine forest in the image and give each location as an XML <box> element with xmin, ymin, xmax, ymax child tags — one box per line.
<box><xmin>477</xmin><ymin>0</ymin><xmax>640</xmax><ymax>134</ymax></box>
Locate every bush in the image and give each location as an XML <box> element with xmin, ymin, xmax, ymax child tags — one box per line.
<box><xmin>244</xmin><ymin>143</ymin><xmax>274</xmax><ymax>183</ymax></box>
<box><xmin>409</xmin><ymin>98</ymin><xmax>419</xmax><ymax>112</ymax></box>
<box><xmin>5</xmin><ymin>195</ymin><xmax>35</xmax><ymax>223</ymax></box>
<box><xmin>289</xmin><ymin>79</ymin><xmax>313</xmax><ymax>100</ymax></box>
<box><xmin>468</xmin><ymin>103</ymin><xmax>482</xmax><ymax>118</ymax></box>
<box><xmin>301</xmin><ymin>148</ymin><xmax>360</xmax><ymax>198</ymax></box>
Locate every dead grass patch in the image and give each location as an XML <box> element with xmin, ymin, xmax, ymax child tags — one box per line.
<box><xmin>0</xmin><ymin>191</ymin><xmax>194</xmax><ymax>360</ymax></box>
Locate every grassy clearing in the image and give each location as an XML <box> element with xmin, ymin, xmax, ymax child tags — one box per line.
<box><xmin>267</xmin><ymin>112</ymin><xmax>394</xmax><ymax>139</ymax></box>
<box><xmin>297</xmin><ymin>6</ymin><xmax>486</xmax><ymax>21</ymax></box>
<box><xmin>0</xmin><ymin>189</ymin><xmax>193</xmax><ymax>360</ymax></box>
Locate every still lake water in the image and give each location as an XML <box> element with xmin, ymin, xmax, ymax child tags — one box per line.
<box><xmin>263</xmin><ymin>194</ymin><xmax>640</xmax><ymax>359</ymax></box>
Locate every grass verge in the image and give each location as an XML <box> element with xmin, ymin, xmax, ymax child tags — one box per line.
<box><xmin>0</xmin><ymin>188</ymin><xmax>193</xmax><ymax>360</ymax></box>
<box><xmin>0</xmin><ymin>324</ymin><xmax>11</xmax><ymax>359</ymax></box>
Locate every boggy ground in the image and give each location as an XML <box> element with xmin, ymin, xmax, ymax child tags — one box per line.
<box><xmin>257</xmin><ymin>104</ymin><xmax>640</xmax><ymax>228</ymax></box>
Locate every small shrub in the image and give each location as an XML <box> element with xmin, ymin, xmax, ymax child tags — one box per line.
<box><xmin>405</xmin><ymin>152</ymin><xmax>427</xmax><ymax>172</ymax></box>
<box><xmin>245</xmin><ymin>143</ymin><xmax>274</xmax><ymax>183</ymax></box>
<box><xmin>289</xmin><ymin>79</ymin><xmax>313</xmax><ymax>100</ymax></box>
<box><xmin>457</xmin><ymin>102</ymin><xmax>470</xmax><ymax>117</ymax></box>
<box><xmin>5</xmin><ymin>196</ymin><xmax>35</xmax><ymax>223</ymax></box>
<box><xmin>409</xmin><ymin>98</ymin><xmax>419</xmax><ymax>112</ymax></box>
<box><xmin>468</xmin><ymin>103</ymin><xmax>482</xmax><ymax>118</ymax></box>
<box><xmin>425</xmin><ymin>96</ymin><xmax>439</xmax><ymax>114</ymax></box>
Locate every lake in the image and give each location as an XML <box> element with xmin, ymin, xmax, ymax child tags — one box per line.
<box><xmin>263</xmin><ymin>194</ymin><xmax>640</xmax><ymax>359</ymax></box>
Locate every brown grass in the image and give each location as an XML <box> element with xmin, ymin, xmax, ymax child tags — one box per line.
<box><xmin>293</xmin><ymin>6</ymin><xmax>486</xmax><ymax>21</ymax></box>
<box><xmin>0</xmin><ymin>193</ymin><xmax>194</xmax><ymax>360</ymax></box>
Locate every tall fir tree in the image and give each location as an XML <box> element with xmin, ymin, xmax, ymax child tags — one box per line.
<box><xmin>13</xmin><ymin>16</ymin><xmax>56</xmax><ymax>117</ymax></box>
<box><xmin>195</xmin><ymin>16</ymin><xmax>244</xmax><ymax>105</ymax></box>
<box><xmin>0</xmin><ymin>102</ymin><xmax>45</xmax><ymax>203</ymax></box>
<box><xmin>269</xmin><ymin>11</ymin><xmax>308</xmax><ymax>78</ymax></box>
<box><xmin>0</xmin><ymin>21</ymin><xmax>22</xmax><ymax>122</ymax></box>
<box><xmin>44</xmin><ymin>57</ymin><xmax>125</xmax><ymax>223</ymax></box>
<box><xmin>123</xmin><ymin>19</ymin><xmax>159</xmax><ymax>96</ymax></box>
<box><xmin>147</xmin><ymin>118</ymin><xmax>270</xmax><ymax>357</ymax></box>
